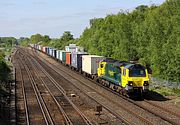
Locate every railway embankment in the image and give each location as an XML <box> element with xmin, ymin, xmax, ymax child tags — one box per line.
<box><xmin>0</xmin><ymin>48</ymin><xmax>14</xmax><ymax>125</ymax></box>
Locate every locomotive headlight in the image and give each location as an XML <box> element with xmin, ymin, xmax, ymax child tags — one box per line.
<box><xmin>144</xmin><ymin>81</ymin><xmax>149</xmax><ymax>86</ymax></box>
<box><xmin>128</xmin><ymin>81</ymin><xmax>133</xmax><ymax>86</ymax></box>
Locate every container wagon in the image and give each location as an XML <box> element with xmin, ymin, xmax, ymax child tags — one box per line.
<box><xmin>66</xmin><ymin>52</ymin><xmax>71</xmax><ymax>66</ymax></box>
<box><xmin>60</xmin><ymin>50</ymin><xmax>67</xmax><ymax>63</ymax></box>
<box><xmin>82</xmin><ymin>55</ymin><xmax>105</xmax><ymax>79</ymax></box>
<box><xmin>71</xmin><ymin>52</ymin><xmax>88</xmax><ymax>71</ymax></box>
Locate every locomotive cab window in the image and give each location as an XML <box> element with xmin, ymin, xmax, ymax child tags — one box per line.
<box><xmin>129</xmin><ymin>69</ymin><xmax>146</xmax><ymax>77</ymax></box>
<box><xmin>123</xmin><ymin>69</ymin><xmax>126</xmax><ymax>76</ymax></box>
<box><xmin>100</xmin><ymin>64</ymin><xmax>103</xmax><ymax>68</ymax></box>
<box><xmin>116</xmin><ymin>67</ymin><xmax>121</xmax><ymax>74</ymax></box>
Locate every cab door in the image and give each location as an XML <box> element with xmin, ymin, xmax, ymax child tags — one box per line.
<box><xmin>121</xmin><ymin>68</ymin><xmax>127</xmax><ymax>87</ymax></box>
<box><xmin>98</xmin><ymin>62</ymin><xmax>105</xmax><ymax>76</ymax></box>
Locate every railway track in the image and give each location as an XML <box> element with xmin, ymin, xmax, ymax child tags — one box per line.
<box><xmin>26</xmin><ymin>48</ymin><xmax>133</xmax><ymax>125</ymax></box>
<box><xmin>22</xmin><ymin>48</ymin><xmax>156</xmax><ymax>124</ymax></box>
<box><xmin>16</xmin><ymin>48</ymin><xmax>94</xmax><ymax>125</ymax></box>
<box><xmin>26</xmin><ymin>47</ymin><xmax>180</xmax><ymax>125</ymax></box>
<box><xmin>14</xmin><ymin>47</ymin><xmax>180</xmax><ymax>125</ymax></box>
<box><xmin>32</xmin><ymin>54</ymin><xmax>152</xmax><ymax>125</ymax></box>
<box><xmin>13</xmin><ymin>53</ymin><xmax>30</xmax><ymax>125</ymax></box>
<box><xmin>144</xmin><ymin>100</ymin><xmax>180</xmax><ymax>118</ymax></box>
<box><xmin>14</xmin><ymin>51</ymin><xmax>50</xmax><ymax>125</ymax></box>
<box><xmin>26</xmin><ymin>51</ymin><xmax>94</xmax><ymax>125</ymax></box>
<box><xmin>17</xmin><ymin>62</ymin><xmax>30</xmax><ymax>125</ymax></box>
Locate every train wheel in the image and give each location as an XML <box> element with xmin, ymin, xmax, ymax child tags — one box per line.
<box><xmin>105</xmin><ymin>82</ymin><xmax>110</xmax><ymax>88</ymax></box>
<box><xmin>96</xmin><ymin>78</ymin><xmax>100</xmax><ymax>83</ymax></box>
<box><xmin>100</xmin><ymin>80</ymin><xmax>104</xmax><ymax>85</ymax></box>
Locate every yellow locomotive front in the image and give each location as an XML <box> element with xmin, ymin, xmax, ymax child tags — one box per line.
<box><xmin>121</xmin><ymin>64</ymin><xmax>149</xmax><ymax>95</ymax></box>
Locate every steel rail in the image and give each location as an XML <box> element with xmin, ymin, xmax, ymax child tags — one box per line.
<box><xmin>25</xmin><ymin>49</ymin><xmax>94</xmax><ymax>125</ymax></box>
<box><xmin>16</xmin><ymin>56</ymin><xmax>30</xmax><ymax>125</ymax></box>
<box><xmin>19</xmin><ymin>47</ymin><xmax>130</xmax><ymax>125</ymax></box>
<box><xmin>17</xmin><ymin>53</ymin><xmax>52</xmax><ymax>125</ymax></box>
<box><xmin>33</xmin><ymin>51</ymin><xmax>153</xmax><ymax>125</ymax></box>
<box><xmin>26</xmin><ymin>55</ymin><xmax>74</xmax><ymax>125</ymax></box>
<box><xmin>144</xmin><ymin>100</ymin><xmax>180</xmax><ymax>118</ymax></box>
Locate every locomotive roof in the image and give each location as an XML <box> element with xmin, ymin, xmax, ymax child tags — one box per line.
<box><xmin>102</xmin><ymin>58</ymin><xmax>129</xmax><ymax>67</ymax></box>
<box><xmin>125</xmin><ymin>64</ymin><xmax>146</xmax><ymax>70</ymax></box>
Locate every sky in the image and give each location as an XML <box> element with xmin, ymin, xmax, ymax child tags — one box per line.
<box><xmin>0</xmin><ymin>0</ymin><xmax>166</xmax><ymax>39</ymax></box>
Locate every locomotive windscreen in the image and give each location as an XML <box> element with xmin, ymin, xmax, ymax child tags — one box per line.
<box><xmin>129</xmin><ymin>69</ymin><xmax>146</xmax><ymax>77</ymax></box>
<box><xmin>128</xmin><ymin>64</ymin><xmax>146</xmax><ymax>77</ymax></box>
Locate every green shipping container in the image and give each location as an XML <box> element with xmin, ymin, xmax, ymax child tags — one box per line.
<box><xmin>60</xmin><ymin>50</ymin><xmax>67</xmax><ymax>62</ymax></box>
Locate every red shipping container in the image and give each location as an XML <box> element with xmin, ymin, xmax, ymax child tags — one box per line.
<box><xmin>66</xmin><ymin>52</ymin><xmax>71</xmax><ymax>65</ymax></box>
<box><xmin>42</xmin><ymin>47</ymin><xmax>46</xmax><ymax>53</ymax></box>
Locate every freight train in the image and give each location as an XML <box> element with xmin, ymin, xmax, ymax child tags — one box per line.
<box><xmin>30</xmin><ymin>44</ymin><xmax>150</xmax><ymax>98</ymax></box>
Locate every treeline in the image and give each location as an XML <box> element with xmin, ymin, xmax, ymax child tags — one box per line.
<box><xmin>20</xmin><ymin>0</ymin><xmax>179</xmax><ymax>82</ymax></box>
<box><xmin>20</xmin><ymin>31</ymin><xmax>75</xmax><ymax>50</ymax></box>
<box><xmin>77</xmin><ymin>0</ymin><xmax>180</xmax><ymax>82</ymax></box>
<box><xmin>0</xmin><ymin>37</ymin><xmax>17</xmax><ymax>47</ymax></box>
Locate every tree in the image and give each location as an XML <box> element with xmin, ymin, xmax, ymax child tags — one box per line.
<box><xmin>77</xmin><ymin>0</ymin><xmax>180</xmax><ymax>82</ymax></box>
<box><xmin>43</xmin><ymin>35</ymin><xmax>51</xmax><ymax>43</ymax></box>
<box><xmin>0</xmin><ymin>55</ymin><xmax>11</xmax><ymax>84</ymax></box>
<box><xmin>0</xmin><ymin>37</ymin><xmax>16</xmax><ymax>47</ymax></box>
<box><xmin>30</xmin><ymin>34</ymin><xmax>43</xmax><ymax>44</ymax></box>
<box><xmin>135</xmin><ymin>5</ymin><xmax>149</xmax><ymax>13</ymax></box>
<box><xmin>20</xmin><ymin>38</ymin><xmax>30</xmax><ymax>46</ymax></box>
<box><xmin>60</xmin><ymin>31</ymin><xmax>74</xmax><ymax>43</ymax></box>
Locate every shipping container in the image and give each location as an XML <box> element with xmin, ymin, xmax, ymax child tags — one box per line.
<box><xmin>29</xmin><ymin>44</ymin><xmax>33</xmax><ymax>47</ymax></box>
<box><xmin>60</xmin><ymin>50</ymin><xmax>67</xmax><ymax>62</ymax></box>
<box><xmin>48</xmin><ymin>47</ymin><xmax>50</xmax><ymax>55</ymax></box>
<box><xmin>52</xmin><ymin>49</ymin><xmax>57</xmax><ymax>58</ymax></box>
<box><xmin>57</xmin><ymin>50</ymin><xmax>62</xmax><ymax>60</ymax></box>
<box><xmin>56</xmin><ymin>50</ymin><xmax>59</xmax><ymax>59</ymax></box>
<box><xmin>45</xmin><ymin>47</ymin><xmax>48</xmax><ymax>54</ymax></box>
<box><xmin>71</xmin><ymin>52</ymin><xmax>88</xmax><ymax>69</ymax></box>
<box><xmin>49</xmin><ymin>48</ymin><xmax>53</xmax><ymax>56</ymax></box>
<box><xmin>41</xmin><ymin>46</ymin><xmax>43</xmax><ymax>52</ymax></box>
<box><xmin>34</xmin><ymin>44</ymin><xmax>37</xmax><ymax>49</ymax></box>
<box><xmin>34</xmin><ymin>44</ymin><xmax>36</xmax><ymax>49</ymax></box>
<box><xmin>46</xmin><ymin>47</ymin><xmax>49</xmax><ymax>55</ymax></box>
<box><xmin>82</xmin><ymin>55</ymin><xmax>105</xmax><ymax>75</ymax></box>
<box><xmin>65</xmin><ymin>44</ymin><xmax>79</xmax><ymax>52</ymax></box>
<box><xmin>51</xmin><ymin>48</ymin><xmax>54</xmax><ymax>56</ymax></box>
<box><xmin>42</xmin><ymin>46</ymin><xmax>46</xmax><ymax>53</ymax></box>
<box><xmin>38</xmin><ymin>45</ymin><xmax>42</xmax><ymax>51</ymax></box>
<box><xmin>66</xmin><ymin>52</ymin><xmax>71</xmax><ymax>65</ymax></box>
<box><xmin>35</xmin><ymin>44</ymin><xmax>37</xmax><ymax>49</ymax></box>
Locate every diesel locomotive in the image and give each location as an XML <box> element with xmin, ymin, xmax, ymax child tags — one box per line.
<box><xmin>98</xmin><ymin>58</ymin><xmax>149</xmax><ymax>97</ymax></box>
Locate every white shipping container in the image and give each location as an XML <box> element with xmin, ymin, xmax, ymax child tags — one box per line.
<box><xmin>56</xmin><ymin>50</ymin><xmax>60</xmax><ymax>59</ymax></box>
<box><xmin>65</xmin><ymin>46</ymin><xmax>79</xmax><ymax>52</ymax></box>
<box><xmin>49</xmin><ymin>48</ymin><xmax>53</xmax><ymax>56</ymax></box>
<box><xmin>82</xmin><ymin>55</ymin><xmax>105</xmax><ymax>75</ymax></box>
<box><xmin>38</xmin><ymin>45</ymin><xmax>40</xmax><ymax>50</ymax></box>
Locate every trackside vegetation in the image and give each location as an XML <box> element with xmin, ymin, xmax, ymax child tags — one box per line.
<box><xmin>0</xmin><ymin>37</ymin><xmax>14</xmax><ymax>123</ymax></box>
<box><xmin>0</xmin><ymin>37</ymin><xmax>13</xmax><ymax>85</ymax></box>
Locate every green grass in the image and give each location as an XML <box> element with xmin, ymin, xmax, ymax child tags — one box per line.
<box><xmin>150</xmin><ymin>86</ymin><xmax>180</xmax><ymax>97</ymax></box>
<box><xmin>0</xmin><ymin>85</ymin><xmax>9</xmax><ymax>96</ymax></box>
<box><xmin>5</xmin><ymin>48</ymin><xmax>12</xmax><ymax>56</ymax></box>
<box><xmin>172</xmin><ymin>88</ymin><xmax>180</xmax><ymax>96</ymax></box>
